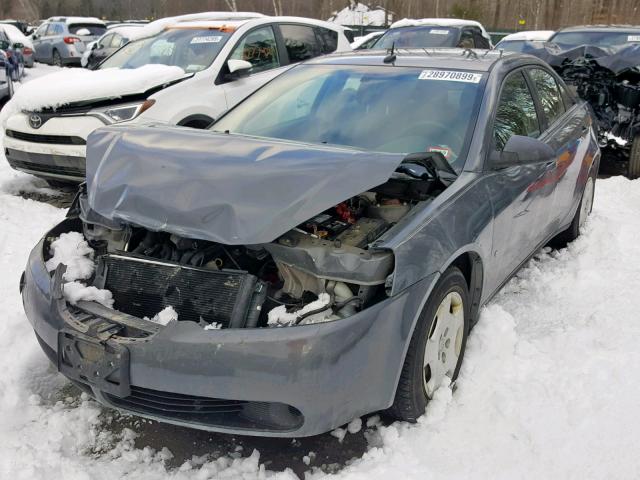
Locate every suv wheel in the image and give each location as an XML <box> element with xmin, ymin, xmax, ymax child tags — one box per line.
<box><xmin>387</xmin><ymin>266</ymin><xmax>469</xmax><ymax>422</ymax></box>
<box><xmin>52</xmin><ymin>50</ymin><xmax>62</xmax><ymax>67</ymax></box>
<box><xmin>629</xmin><ymin>135</ymin><xmax>640</xmax><ymax>179</ymax></box>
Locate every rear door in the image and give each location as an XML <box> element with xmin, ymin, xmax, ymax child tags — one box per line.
<box><xmin>32</xmin><ymin>23</ymin><xmax>49</xmax><ymax>60</ymax></box>
<box><xmin>485</xmin><ymin>69</ymin><xmax>556</xmax><ymax>290</ymax></box>
<box><xmin>526</xmin><ymin>66</ymin><xmax>592</xmax><ymax>232</ymax></box>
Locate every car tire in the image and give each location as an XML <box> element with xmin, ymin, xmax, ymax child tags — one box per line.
<box><xmin>552</xmin><ymin>172</ymin><xmax>596</xmax><ymax>247</ymax></box>
<box><xmin>629</xmin><ymin>135</ymin><xmax>640</xmax><ymax>180</ymax></box>
<box><xmin>52</xmin><ymin>50</ymin><xmax>62</xmax><ymax>67</ymax></box>
<box><xmin>387</xmin><ymin>266</ymin><xmax>469</xmax><ymax>422</ymax></box>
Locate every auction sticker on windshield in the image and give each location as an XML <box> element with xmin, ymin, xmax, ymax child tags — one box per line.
<box><xmin>628</xmin><ymin>35</ymin><xmax>640</xmax><ymax>42</ymax></box>
<box><xmin>429</xmin><ymin>29</ymin><xmax>450</xmax><ymax>35</ymax></box>
<box><xmin>190</xmin><ymin>36</ymin><xmax>223</xmax><ymax>44</ymax></box>
<box><xmin>419</xmin><ymin>70</ymin><xmax>482</xmax><ymax>83</ymax></box>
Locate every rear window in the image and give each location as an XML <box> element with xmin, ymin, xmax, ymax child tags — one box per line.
<box><xmin>375</xmin><ymin>26</ymin><xmax>459</xmax><ymax>49</ymax></box>
<box><xmin>69</xmin><ymin>23</ymin><xmax>106</xmax><ymax>36</ymax></box>
<box><xmin>550</xmin><ymin>30</ymin><xmax>640</xmax><ymax>48</ymax></box>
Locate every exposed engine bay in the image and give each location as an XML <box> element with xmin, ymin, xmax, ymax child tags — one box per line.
<box><xmin>557</xmin><ymin>57</ymin><xmax>640</xmax><ymax>154</ymax></box>
<box><xmin>66</xmin><ymin>159</ymin><xmax>445</xmax><ymax>330</ymax></box>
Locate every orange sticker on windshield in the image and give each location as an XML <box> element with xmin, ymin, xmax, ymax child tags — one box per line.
<box><xmin>428</xmin><ymin>146</ymin><xmax>450</xmax><ymax>158</ymax></box>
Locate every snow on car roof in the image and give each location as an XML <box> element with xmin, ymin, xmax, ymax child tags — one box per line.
<box><xmin>390</xmin><ymin>17</ymin><xmax>491</xmax><ymax>41</ymax></box>
<box><xmin>499</xmin><ymin>30</ymin><xmax>555</xmax><ymax>42</ymax></box>
<box><xmin>48</xmin><ymin>16</ymin><xmax>106</xmax><ymax>25</ymax></box>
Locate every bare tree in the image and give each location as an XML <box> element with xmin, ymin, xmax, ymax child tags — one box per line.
<box><xmin>224</xmin><ymin>0</ymin><xmax>238</xmax><ymax>11</ymax></box>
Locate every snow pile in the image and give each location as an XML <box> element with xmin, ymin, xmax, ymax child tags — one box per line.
<box><xmin>0</xmin><ymin>64</ymin><xmax>186</xmax><ymax>127</ymax></box>
<box><xmin>145</xmin><ymin>306</ymin><xmax>179</xmax><ymax>326</ymax></box>
<box><xmin>328</xmin><ymin>3</ymin><xmax>389</xmax><ymax>26</ymax></box>
<box><xmin>499</xmin><ymin>30</ymin><xmax>555</xmax><ymax>42</ymax></box>
<box><xmin>268</xmin><ymin>293</ymin><xmax>332</xmax><ymax>326</ymax></box>
<box><xmin>63</xmin><ymin>281</ymin><xmax>114</xmax><ymax>308</ymax></box>
<box><xmin>45</xmin><ymin>231</ymin><xmax>95</xmax><ymax>281</ymax></box>
<box><xmin>44</xmin><ymin>231</ymin><xmax>113</xmax><ymax>308</ymax></box>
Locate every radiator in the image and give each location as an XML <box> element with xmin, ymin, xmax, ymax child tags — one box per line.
<box><xmin>97</xmin><ymin>254</ymin><xmax>264</xmax><ymax>328</ymax></box>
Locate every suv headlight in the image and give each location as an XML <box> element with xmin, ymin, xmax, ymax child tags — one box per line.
<box><xmin>92</xmin><ymin>99</ymin><xmax>155</xmax><ymax>123</ymax></box>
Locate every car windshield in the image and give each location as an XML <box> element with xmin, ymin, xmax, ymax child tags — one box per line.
<box><xmin>213</xmin><ymin>64</ymin><xmax>484</xmax><ymax>172</ymax></box>
<box><xmin>550</xmin><ymin>30</ymin><xmax>640</xmax><ymax>48</ymax></box>
<box><xmin>374</xmin><ymin>26</ymin><xmax>459</xmax><ymax>49</ymax></box>
<box><xmin>68</xmin><ymin>23</ymin><xmax>106</xmax><ymax>36</ymax></box>
<box><xmin>496</xmin><ymin>40</ymin><xmax>527</xmax><ymax>52</ymax></box>
<box><xmin>98</xmin><ymin>28</ymin><xmax>232</xmax><ymax>72</ymax></box>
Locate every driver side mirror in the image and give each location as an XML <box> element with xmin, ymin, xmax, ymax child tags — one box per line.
<box><xmin>13</xmin><ymin>42</ymin><xmax>24</xmax><ymax>49</ymax></box>
<box><xmin>490</xmin><ymin>135</ymin><xmax>555</xmax><ymax>169</ymax></box>
<box><xmin>0</xmin><ymin>40</ymin><xmax>10</xmax><ymax>51</ymax></box>
<box><xmin>226</xmin><ymin>59</ymin><xmax>252</xmax><ymax>80</ymax></box>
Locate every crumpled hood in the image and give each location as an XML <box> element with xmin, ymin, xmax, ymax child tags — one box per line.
<box><xmin>85</xmin><ymin>125</ymin><xmax>405</xmax><ymax>245</ymax></box>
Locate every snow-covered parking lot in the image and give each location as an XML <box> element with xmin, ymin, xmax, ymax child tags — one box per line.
<box><xmin>1</xmin><ymin>65</ymin><xmax>640</xmax><ymax>479</ymax></box>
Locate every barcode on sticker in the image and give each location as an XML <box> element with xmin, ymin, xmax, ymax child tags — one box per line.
<box><xmin>430</xmin><ymin>29</ymin><xmax>450</xmax><ymax>35</ymax></box>
<box><xmin>419</xmin><ymin>70</ymin><xmax>482</xmax><ymax>83</ymax></box>
<box><xmin>628</xmin><ymin>35</ymin><xmax>640</xmax><ymax>42</ymax></box>
<box><xmin>190</xmin><ymin>36</ymin><xmax>223</xmax><ymax>44</ymax></box>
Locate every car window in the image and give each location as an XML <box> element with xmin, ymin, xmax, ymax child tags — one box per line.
<box><xmin>529</xmin><ymin>68</ymin><xmax>565</xmax><ymax>127</ymax></box>
<box><xmin>36</xmin><ymin>24</ymin><xmax>48</xmax><ymax>37</ymax></box>
<box><xmin>375</xmin><ymin>26</ymin><xmax>459</xmax><ymax>48</ymax></box>
<box><xmin>473</xmin><ymin>30</ymin><xmax>490</xmax><ymax>48</ymax></box>
<box><xmin>68</xmin><ymin>23</ymin><xmax>106</xmax><ymax>36</ymax></box>
<box><xmin>99</xmin><ymin>34</ymin><xmax>113</xmax><ymax>48</ymax></box>
<box><xmin>494</xmin><ymin>71</ymin><xmax>541</xmax><ymax>151</ymax></box>
<box><xmin>315</xmin><ymin>27</ymin><xmax>338</xmax><ymax>54</ymax></box>
<box><xmin>550</xmin><ymin>30</ymin><xmax>640</xmax><ymax>48</ymax></box>
<box><xmin>110</xmin><ymin>33</ymin><xmax>125</xmax><ymax>48</ymax></box>
<box><xmin>457</xmin><ymin>29</ymin><xmax>475</xmax><ymax>48</ymax></box>
<box><xmin>229</xmin><ymin>26</ymin><xmax>279</xmax><ymax>74</ymax></box>
<box><xmin>45</xmin><ymin>24</ymin><xmax>60</xmax><ymax>36</ymax></box>
<box><xmin>214</xmin><ymin>65</ymin><xmax>485</xmax><ymax>172</ymax></box>
<box><xmin>280</xmin><ymin>24</ymin><xmax>321</xmax><ymax>63</ymax></box>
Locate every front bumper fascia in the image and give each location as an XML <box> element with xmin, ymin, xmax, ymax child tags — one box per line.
<box><xmin>22</xmin><ymin>222</ymin><xmax>437</xmax><ymax>437</ymax></box>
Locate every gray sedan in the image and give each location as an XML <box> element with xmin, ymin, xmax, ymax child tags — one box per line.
<box><xmin>21</xmin><ymin>49</ymin><xmax>599</xmax><ymax>437</ymax></box>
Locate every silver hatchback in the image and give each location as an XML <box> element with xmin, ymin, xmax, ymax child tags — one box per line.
<box><xmin>32</xmin><ymin>17</ymin><xmax>106</xmax><ymax>66</ymax></box>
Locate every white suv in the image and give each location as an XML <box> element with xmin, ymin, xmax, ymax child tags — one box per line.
<box><xmin>3</xmin><ymin>13</ymin><xmax>351</xmax><ymax>183</ymax></box>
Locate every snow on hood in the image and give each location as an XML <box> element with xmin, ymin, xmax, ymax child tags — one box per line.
<box><xmin>0</xmin><ymin>64</ymin><xmax>186</xmax><ymax>127</ymax></box>
<box><xmin>499</xmin><ymin>30</ymin><xmax>554</xmax><ymax>42</ymax></box>
<box><xmin>0</xmin><ymin>23</ymin><xmax>33</xmax><ymax>49</ymax></box>
<box><xmin>85</xmin><ymin>124</ymin><xmax>405</xmax><ymax>245</ymax></box>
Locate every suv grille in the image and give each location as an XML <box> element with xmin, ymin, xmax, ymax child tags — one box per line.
<box><xmin>6</xmin><ymin>129</ymin><xmax>86</xmax><ymax>145</ymax></box>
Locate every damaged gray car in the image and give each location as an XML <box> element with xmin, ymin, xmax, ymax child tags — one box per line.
<box><xmin>21</xmin><ymin>49</ymin><xmax>599</xmax><ymax>437</ymax></box>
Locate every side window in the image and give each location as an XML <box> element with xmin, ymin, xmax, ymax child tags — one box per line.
<box><xmin>315</xmin><ymin>27</ymin><xmax>338</xmax><ymax>54</ymax></box>
<box><xmin>529</xmin><ymin>68</ymin><xmax>566</xmax><ymax>126</ymax></box>
<box><xmin>473</xmin><ymin>30</ymin><xmax>490</xmax><ymax>48</ymax></box>
<box><xmin>494</xmin><ymin>71</ymin><xmax>541</xmax><ymax>151</ymax></box>
<box><xmin>457</xmin><ymin>29</ymin><xmax>475</xmax><ymax>48</ymax></box>
<box><xmin>98</xmin><ymin>34</ymin><xmax>113</xmax><ymax>48</ymax></box>
<box><xmin>110</xmin><ymin>34</ymin><xmax>125</xmax><ymax>48</ymax></box>
<box><xmin>280</xmin><ymin>24</ymin><xmax>321</xmax><ymax>63</ymax></box>
<box><xmin>45</xmin><ymin>24</ymin><xmax>57</xmax><ymax>36</ymax></box>
<box><xmin>229</xmin><ymin>26</ymin><xmax>279</xmax><ymax>74</ymax></box>
<box><xmin>36</xmin><ymin>23</ymin><xmax>48</xmax><ymax>37</ymax></box>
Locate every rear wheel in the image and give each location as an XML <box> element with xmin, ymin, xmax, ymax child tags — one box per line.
<box><xmin>388</xmin><ymin>267</ymin><xmax>469</xmax><ymax>422</ymax></box>
<box><xmin>629</xmin><ymin>135</ymin><xmax>640</xmax><ymax>179</ymax></box>
<box><xmin>52</xmin><ymin>50</ymin><xmax>62</xmax><ymax>67</ymax></box>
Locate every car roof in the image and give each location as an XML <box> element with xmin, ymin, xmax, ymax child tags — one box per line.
<box><xmin>47</xmin><ymin>16</ymin><xmax>106</xmax><ymax>25</ymax></box>
<box><xmin>305</xmin><ymin>48</ymin><xmax>530</xmax><ymax>72</ymax></box>
<box><xmin>387</xmin><ymin>18</ymin><xmax>492</xmax><ymax>42</ymax></box>
<box><xmin>499</xmin><ymin>30</ymin><xmax>555</xmax><ymax>42</ymax></box>
<box><xmin>554</xmin><ymin>24</ymin><xmax>640</xmax><ymax>33</ymax></box>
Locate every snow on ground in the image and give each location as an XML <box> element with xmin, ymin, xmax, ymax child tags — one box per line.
<box><xmin>1</xmin><ymin>63</ymin><xmax>640</xmax><ymax>479</ymax></box>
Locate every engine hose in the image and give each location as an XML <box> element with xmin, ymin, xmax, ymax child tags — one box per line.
<box><xmin>333</xmin><ymin>296</ymin><xmax>361</xmax><ymax>310</ymax></box>
<box><xmin>295</xmin><ymin>304</ymin><xmax>332</xmax><ymax>324</ymax></box>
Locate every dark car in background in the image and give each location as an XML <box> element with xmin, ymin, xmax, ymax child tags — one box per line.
<box><xmin>549</xmin><ymin>25</ymin><xmax>640</xmax><ymax>48</ymax></box>
<box><xmin>22</xmin><ymin>49</ymin><xmax>598</xmax><ymax>437</ymax></box>
<box><xmin>31</xmin><ymin>16</ymin><xmax>107</xmax><ymax>66</ymax></box>
<box><xmin>374</xmin><ymin>18</ymin><xmax>492</xmax><ymax>49</ymax></box>
<box><xmin>83</xmin><ymin>24</ymin><xmax>144</xmax><ymax>69</ymax></box>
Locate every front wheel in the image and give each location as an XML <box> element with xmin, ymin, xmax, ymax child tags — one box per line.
<box><xmin>388</xmin><ymin>266</ymin><xmax>469</xmax><ymax>422</ymax></box>
<box><xmin>629</xmin><ymin>135</ymin><xmax>640</xmax><ymax>179</ymax></box>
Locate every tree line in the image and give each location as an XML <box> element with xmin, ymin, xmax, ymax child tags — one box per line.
<box><xmin>3</xmin><ymin>0</ymin><xmax>640</xmax><ymax>31</ymax></box>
